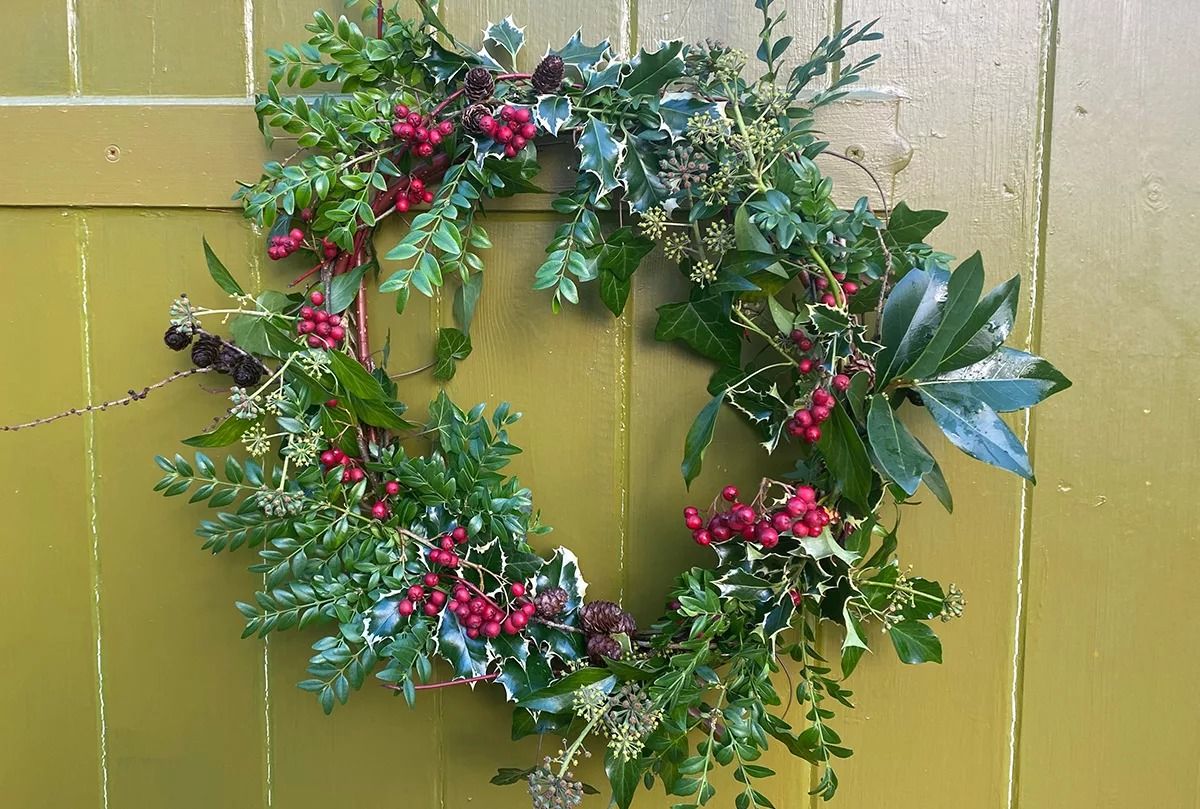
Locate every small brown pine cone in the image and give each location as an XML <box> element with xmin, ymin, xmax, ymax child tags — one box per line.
<box><xmin>164</xmin><ymin>326</ymin><xmax>193</xmax><ymax>351</ymax></box>
<box><xmin>533</xmin><ymin>586</ymin><xmax>569</xmax><ymax>618</ymax></box>
<box><xmin>531</xmin><ymin>54</ymin><xmax>565</xmax><ymax>94</ymax></box>
<box><xmin>190</xmin><ymin>335</ymin><xmax>222</xmax><ymax>368</ymax></box>
<box><xmin>231</xmin><ymin>358</ymin><xmax>263</xmax><ymax>388</ymax></box>
<box><xmin>464</xmin><ymin>67</ymin><xmax>495</xmax><ymax>103</ymax></box>
<box><xmin>586</xmin><ymin>633</ymin><xmax>623</xmax><ymax>663</ymax></box>
<box><xmin>215</xmin><ymin>343</ymin><xmax>244</xmax><ymax>374</ymax></box>
<box><xmin>581</xmin><ymin>600</ymin><xmax>636</xmax><ymax>636</ymax></box>
<box><xmin>462</xmin><ymin>103</ymin><xmax>494</xmax><ymax>134</ymax></box>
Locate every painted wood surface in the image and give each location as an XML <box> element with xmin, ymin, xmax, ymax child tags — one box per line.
<box><xmin>0</xmin><ymin>1</ymin><xmax>1194</xmax><ymax>808</ymax></box>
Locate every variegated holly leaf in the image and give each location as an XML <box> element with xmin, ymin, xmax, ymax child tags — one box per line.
<box><xmin>535</xmin><ymin>95</ymin><xmax>572</xmax><ymax>136</ymax></box>
<box><xmin>578</xmin><ymin>117</ymin><xmax>624</xmax><ymax>197</ymax></box>
<box><xmin>483</xmin><ymin>16</ymin><xmax>525</xmax><ymax>69</ymax></box>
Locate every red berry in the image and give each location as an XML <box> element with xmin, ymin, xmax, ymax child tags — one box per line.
<box><xmin>733</xmin><ymin>505</ymin><xmax>756</xmax><ymax>525</ymax></box>
<box><xmin>521</xmin><ymin>603</ymin><xmax>537</xmax><ymax>616</ymax></box>
<box><xmin>740</xmin><ymin>524</ymin><xmax>757</xmax><ymax>540</ymax></box>
<box><xmin>423</xmin><ymin>573</ymin><xmax>439</xmax><ymax>587</ymax></box>
<box><xmin>502</xmin><ymin>617</ymin><xmax>519</xmax><ymax>635</ymax></box>
<box><xmin>519</xmin><ymin>123</ymin><xmax>537</xmax><ymax>139</ymax></box>
<box><xmin>429</xmin><ymin>590</ymin><xmax>447</xmax><ymax>607</ymax></box>
<box><xmin>711</xmin><ymin>521</ymin><xmax>732</xmax><ymax>542</ymax></box>
<box><xmin>316</xmin><ymin>322</ymin><xmax>331</xmax><ymax>337</ymax></box>
<box><xmin>799</xmin><ymin>338</ymin><xmax>813</xmax><ymax>351</ymax></box>
<box><xmin>821</xmin><ymin>293</ymin><xmax>837</xmax><ymax>306</ymax></box>
<box><xmin>514</xmin><ymin>107</ymin><xmax>531</xmax><ymax>123</ymax></box>
<box><xmin>503</xmin><ymin>144</ymin><xmax>518</xmax><ymax>158</ymax></box>
<box><xmin>815</xmin><ymin>276</ymin><xmax>829</xmax><ymax>290</ymax></box>
<box><xmin>298</xmin><ymin>320</ymin><xmax>315</xmax><ymax>334</ymax></box>
<box><xmin>758</xmin><ymin>527</ymin><xmax>779</xmax><ymax>548</ymax></box>
<box><xmin>407</xmin><ymin>585</ymin><xmax>424</xmax><ymax>601</ymax></box>
<box><xmin>790</xmin><ymin>329</ymin><xmax>805</xmax><ymax>344</ymax></box>
<box><xmin>794</xmin><ymin>409</ymin><xmax>814</xmax><ymax>427</ymax></box>
<box><xmin>479</xmin><ymin>115</ymin><xmax>496</xmax><ymax>133</ymax></box>
<box><xmin>416</xmin><ymin>142</ymin><xmax>434</xmax><ymax>157</ymax></box>
<box><xmin>511</xmin><ymin>135</ymin><xmax>527</xmax><ymax>150</ymax></box>
<box><xmin>289</xmin><ymin>228</ymin><xmax>304</xmax><ymax>243</ymax></box>
<box><xmin>438</xmin><ymin>120</ymin><xmax>454</xmax><ymax>135</ymax></box>
<box><xmin>792</xmin><ymin>521</ymin><xmax>811</xmax><ymax>537</ymax></box>
<box><xmin>813</xmin><ymin>389</ymin><xmax>833</xmax><ymax>407</ymax></box>
<box><xmin>785</xmin><ymin>497</ymin><xmax>806</xmax><ymax>516</ymax></box>
<box><xmin>798</xmin><ymin>359</ymin><xmax>814</xmax><ymax>374</ymax></box>
<box><xmin>832</xmin><ymin>374</ymin><xmax>851</xmax><ymax>392</ymax></box>
<box><xmin>693</xmin><ymin>529</ymin><xmax>712</xmax><ymax>546</ymax></box>
<box><xmin>428</xmin><ymin>130</ymin><xmax>443</xmax><ymax>146</ymax></box>
<box><xmin>423</xmin><ymin>602</ymin><xmax>440</xmax><ymax>616</ymax></box>
<box><xmin>482</xmin><ymin>621</ymin><xmax>501</xmax><ymax>639</ymax></box>
<box><xmin>803</xmin><ymin>425</ymin><xmax>822</xmax><ymax>443</ymax></box>
<box><xmin>325</xmin><ymin>398</ymin><xmax>339</xmax><ymax>408</ymax></box>
<box><xmin>721</xmin><ymin>485</ymin><xmax>739</xmax><ymax>502</ymax></box>
<box><xmin>310</xmin><ymin>290</ymin><xmax>324</xmax><ymax>306</ymax></box>
<box><xmin>395</xmin><ymin>197</ymin><xmax>410</xmax><ymax>213</ymax></box>
<box><xmin>332</xmin><ymin>449</ymin><xmax>346</xmax><ymax>462</ymax></box>
<box><xmin>495</xmin><ymin>125</ymin><xmax>514</xmax><ymax>143</ymax></box>
<box><xmin>455</xmin><ymin>589</ymin><xmax>471</xmax><ymax>604</ymax></box>
<box><xmin>511</xmin><ymin>582</ymin><xmax>526</xmax><ymax>598</ymax></box>
<box><xmin>685</xmin><ymin>514</ymin><xmax>703</xmax><ymax>531</ymax></box>
<box><xmin>300</xmin><ymin>306</ymin><xmax>314</xmax><ymax>320</ymax></box>
<box><xmin>811</xmin><ymin>405</ymin><xmax>831</xmax><ymax>423</ymax></box>
<box><xmin>397</xmin><ymin>123</ymin><xmax>415</xmax><ymax>140</ymax></box>
<box><xmin>804</xmin><ymin>510</ymin><xmax>824</xmax><ymax>530</ymax></box>
<box><xmin>329</xmin><ymin>326</ymin><xmax>346</xmax><ymax>341</ymax></box>
<box><xmin>307</xmin><ymin>335</ymin><xmax>324</xmax><ymax>348</ymax></box>
<box><xmin>394</xmin><ymin>103</ymin><xmax>410</xmax><ymax>118</ymax></box>
<box><xmin>510</xmin><ymin>611</ymin><xmax>528</xmax><ymax>629</ymax></box>
<box><xmin>500</xmin><ymin>105</ymin><xmax>516</xmax><ymax>120</ymax></box>
<box><xmin>440</xmin><ymin>536</ymin><xmax>454</xmax><ymax>551</ymax></box>
<box><xmin>385</xmin><ymin>481</ymin><xmax>401</xmax><ymax>496</ymax></box>
<box><xmin>371</xmin><ymin>501</ymin><xmax>389</xmax><ymax>519</ymax></box>
<box><xmin>300</xmin><ymin>208</ymin><xmax>314</xmax><ymax>222</ymax></box>
<box><xmin>772</xmin><ymin>512</ymin><xmax>792</xmax><ymax>532</ymax></box>
<box><xmin>314</xmin><ymin>310</ymin><xmax>329</xmax><ymax>323</ymax></box>
<box><xmin>843</xmin><ymin>281</ymin><xmax>859</xmax><ymax>295</ymax></box>
<box><xmin>452</xmin><ymin>526</ymin><xmax>468</xmax><ymax>543</ymax></box>
<box><xmin>421</xmin><ymin>190</ymin><xmax>434</xmax><ymax>203</ymax></box>
<box><xmin>684</xmin><ymin>506</ymin><xmax>699</xmax><ymax>517</ymax></box>
<box><xmin>397</xmin><ymin>599</ymin><xmax>415</xmax><ymax>616</ymax></box>
<box><xmin>407</xmin><ymin>112</ymin><xmax>422</xmax><ymax>126</ymax></box>
<box><xmin>466</xmin><ymin>627</ymin><xmax>480</xmax><ymax>639</ymax></box>
<box><xmin>319</xmin><ymin>450</ymin><xmax>336</xmax><ymax>466</ymax></box>
<box><xmin>350</xmin><ymin>468</ymin><xmax>365</xmax><ymax>483</ymax></box>
<box><xmin>414</xmin><ymin>127</ymin><xmax>429</xmax><ymax>142</ymax></box>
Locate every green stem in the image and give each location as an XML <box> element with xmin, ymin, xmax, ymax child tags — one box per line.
<box><xmin>731</xmin><ymin>309</ymin><xmax>796</xmax><ymax>365</ymax></box>
<box><xmin>724</xmin><ymin>83</ymin><xmax>769</xmax><ymax>193</ymax></box>
<box><xmin>556</xmin><ymin>708</ymin><xmax>608</xmax><ymax>779</ymax></box>
<box><xmin>806</xmin><ymin>246</ymin><xmax>846</xmax><ymax>309</ymax></box>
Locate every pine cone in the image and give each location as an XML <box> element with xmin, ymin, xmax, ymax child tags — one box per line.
<box><xmin>190</xmin><ymin>335</ymin><xmax>222</xmax><ymax>368</ymax></box>
<box><xmin>215</xmin><ymin>343</ymin><xmax>244</xmax><ymax>374</ymax></box>
<box><xmin>463</xmin><ymin>103</ymin><xmax>494</xmax><ymax>134</ymax></box>
<box><xmin>581</xmin><ymin>600</ymin><xmax>636</xmax><ymax>636</ymax></box>
<box><xmin>464</xmin><ymin>67</ymin><xmax>495</xmax><ymax>102</ymax></box>
<box><xmin>531</xmin><ymin>54</ymin><xmax>565</xmax><ymax>94</ymax></box>
<box><xmin>533</xmin><ymin>586</ymin><xmax>569</xmax><ymax>618</ymax></box>
<box><xmin>231</xmin><ymin>358</ymin><xmax>263</xmax><ymax>388</ymax></box>
<box><xmin>164</xmin><ymin>325</ymin><xmax>192</xmax><ymax>351</ymax></box>
<box><xmin>586</xmin><ymin>633</ymin><xmax>623</xmax><ymax>663</ymax></box>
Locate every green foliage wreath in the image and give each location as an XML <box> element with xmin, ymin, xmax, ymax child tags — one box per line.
<box><xmin>5</xmin><ymin>1</ymin><xmax>1070</xmax><ymax>805</ymax></box>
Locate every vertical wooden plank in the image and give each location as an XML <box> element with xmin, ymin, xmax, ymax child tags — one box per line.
<box><xmin>263</xmin><ymin>217</ymin><xmax>443</xmax><ymax>809</ymax></box>
<box><xmin>77</xmin><ymin>0</ymin><xmax>247</xmax><ymax>95</ymax></box>
<box><xmin>84</xmin><ymin>210</ymin><xmax>266</xmax><ymax>809</ymax></box>
<box><xmin>0</xmin><ymin>210</ymin><xmax>104</xmax><ymax>808</ymax></box>
<box><xmin>8</xmin><ymin>3</ymin><xmax>72</xmax><ymax>94</ymax></box>
<box><xmin>434</xmin><ymin>214</ymin><xmax>625</xmax><ymax>807</ymax></box>
<box><xmin>627</xmin><ymin>5</ymin><xmax>834</xmax><ymax>805</ymax></box>
<box><xmin>1018</xmin><ymin>1</ymin><xmax>1200</xmax><ymax>806</ymax></box>
<box><xmin>832</xmin><ymin>2</ymin><xmax>1050</xmax><ymax>806</ymax></box>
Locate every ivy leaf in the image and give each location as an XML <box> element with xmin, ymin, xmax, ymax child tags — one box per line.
<box><xmin>888</xmin><ymin>619</ymin><xmax>943</xmax><ymax>664</ymax></box>
<box><xmin>599</xmin><ymin>270</ymin><xmax>631</xmax><ymax>316</ymax></box>
<box><xmin>453</xmin><ymin>271</ymin><xmax>484</xmax><ymax>334</ymax></box>
<box><xmin>815</xmin><ymin>402</ymin><xmax>873</xmax><ymax>506</ymax></box>
<box><xmin>483</xmin><ymin>16</ymin><xmax>525</xmax><ymax>67</ymax></box>
<box><xmin>900</xmin><ymin>252</ymin><xmax>985</xmax><ymax>380</ymax></box>
<box><xmin>885</xmin><ymin>201</ymin><xmax>948</xmax><ymax>246</ymax></box>
<box><xmin>619</xmin><ymin>40</ymin><xmax>686</xmax><ymax>97</ymax></box>
<box><xmin>578</xmin><ymin>117</ymin><xmax>624</xmax><ymax>197</ymax></box>
<box><xmin>938</xmin><ymin>275</ymin><xmax>1021</xmax><ymax>374</ymax></box>
<box><xmin>681</xmin><ymin>393</ymin><xmax>725</xmax><ymax>488</ymax></box>
<box><xmin>327</xmin><ymin>263</ymin><xmax>370</xmax><ymax>314</ymax></box>
<box><xmin>433</xmin><ymin>327</ymin><xmax>473</xmax><ymax>381</ymax></box>
<box><xmin>874</xmin><ymin>267</ymin><xmax>949</xmax><ymax>387</ymax></box>
<box><xmin>734</xmin><ymin>205</ymin><xmax>774</xmax><ymax>253</ymax></box>
<box><xmin>491</xmin><ymin>767</ymin><xmax>536</xmax><ymax>786</ymax></box>
<box><xmin>620</xmin><ymin>133</ymin><xmax>670</xmax><ymax>213</ymax></box>
<box><xmin>182</xmin><ymin>416</ymin><xmax>255</xmax><ymax>448</ymax></box>
<box><xmin>605</xmin><ymin>748</ymin><xmax>643</xmax><ymax>809</ymax></box>
<box><xmin>597</xmin><ymin>227</ymin><xmax>654</xmax><ymax>281</ymax></box>
<box><xmin>916</xmin><ymin>347</ymin><xmax>1071</xmax><ymax>413</ymax></box>
<box><xmin>921</xmin><ymin>386</ymin><xmax>1033</xmax><ymax>480</ymax></box>
<box><xmin>535</xmin><ymin>95</ymin><xmax>572</xmax><ymax>136</ymax></box>
<box><xmin>654</xmin><ymin>296</ymin><xmax>740</xmax><ymax>366</ymax></box>
<box><xmin>202</xmin><ymin>238</ymin><xmax>245</xmax><ymax>297</ymax></box>
<box><xmin>866</xmin><ymin>395</ymin><xmax>933</xmax><ymax>496</ymax></box>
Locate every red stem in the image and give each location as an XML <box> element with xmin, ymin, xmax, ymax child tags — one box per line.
<box><xmin>430</xmin><ymin>73</ymin><xmax>532</xmax><ymax>117</ymax></box>
<box><xmin>376</xmin><ymin>0</ymin><xmax>384</xmax><ymax>39</ymax></box>
<box><xmin>383</xmin><ymin>672</ymin><xmax>499</xmax><ymax>692</ymax></box>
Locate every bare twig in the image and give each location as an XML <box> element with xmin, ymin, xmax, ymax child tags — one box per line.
<box><xmin>1</xmin><ymin>369</ymin><xmax>211</xmax><ymax>432</ymax></box>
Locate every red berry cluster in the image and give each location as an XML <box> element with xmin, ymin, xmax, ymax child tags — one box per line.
<box><xmin>365</xmin><ymin>480</ymin><xmax>404</xmax><ymax>521</ymax></box>
<box><xmin>683</xmin><ymin>483</ymin><xmax>835</xmax><ymax>550</ymax></box>
<box><xmin>393</xmin><ymin>175</ymin><xmax>434</xmax><ymax>214</ymax></box>
<box><xmin>786</xmin><ymin>387</ymin><xmax>840</xmax><ymax>444</ymax></box>
<box><xmin>295</xmin><ymin>290</ymin><xmax>346</xmax><ymax>350</ymax></box>
<box><xmin>813</xmin><ymin>272</ymin><xmax>860</xmax><ymax>306</ymax></box>
<box><xmin>318</xmin><ymin>446</ymin><xmax>365</xmax><ymax>484</ymax></box>
<box><xmin>426</xmin><ymin>525</ymin><xmax>470</xmax><ymax>568</ymax></box>
<box><xmin>477</xmin><ymin>106</ymin><xmax>538</xmax><ymax>158</ymax></box>
<box><xmin>391</xmin><ymin>104</ymin><xmax>454</xmax><ymax>159</ymax></box>
<box><xmin>268</xmin><ymin>228</ymin><xmax>306</xmax><ymax>261</ymax></box>
<box><xmin>396</xmin><ymin>571</ymin><xmax>537</xmax><ymax>641</ymax></box>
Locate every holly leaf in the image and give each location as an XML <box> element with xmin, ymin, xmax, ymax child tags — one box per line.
<box><xmin>681</xmin><ymin>393</ymin><xmax>724</xmax><ymax>487</ymax></box>
<box><xmin>816</xmin><ymin>402</ymin><xmax>873</xmax><ymax>506</ymax></box>
<box><xmin>433</xmin><ymin>327</ymin><xmax>472</xmax><ymax>381</ymax></box>
<box><xmin>620</xmin><ymin>133</ymin><xmax>670</xmax><ymax>213</ymax></box>
<box><xmin>202</xmin><ymin>237</ymin><xmax>245</xmax><ymax>297</ymax></box>
<box><xmin>888</xmin><ymin>619</ymin><xmax>943</xmax><ymax>664</ymax></box>
<box><xmin>619</xmin><ymin>40</ymin><xmax>685</xmax><ymax>97</ymax></box>
<box><xmin>436</xmin><ymin>611</ymin><xmax>490</xmax><ymax>678</ymax></box>
<box><xmin>866</xmin><ymin>395</ymin><xmax>933</xmax><ymax>496</ymax></box>
<box><xmin>483</xmin><ymin>16</ymin><xmax>525</xmax><ymax>67</ymax></box>
<box><xmin>578</xmin><ymin>117</ymin><xmax>624</xmax><ymax>197</ymax></box>
<box><xmin>916</xmin><ymin>347</ymin><xmax>1071</xmax><ymax>412</ymax></box>
<box><xmin>552</xmin><ymin>30</ymin><xmax>612</xmax><ymax>76</ymax></box>
<box><xmin>920</xmin><ymin>386</ymin><xmax>1033</xmax><ymax>480</ymax></box>
<box><xmin>496</xmin><ymin>654</ymin><xmax>553</xmax><ymax>703</ymax></box>
<box><xmin>535</xmin><ymin>95</ymin><xmax>572</xmax><ymax>137</ymax></box>
<box><xmin>654</xmin><ymin>296</ymin><xmax>740</xmax><ymax>366</ymax></box>
<box><xmin>885</xmin><ymin>201</ymin><xmax>948</xmax><ymax>246</ymax></box>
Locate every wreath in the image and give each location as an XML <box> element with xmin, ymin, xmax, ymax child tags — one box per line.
<box><xmin>4</xmin><ymin>1</ymin><xmax>1070</xmax><ymax>806</ymax></box>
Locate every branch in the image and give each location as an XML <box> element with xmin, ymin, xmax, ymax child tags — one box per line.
<box><xmin>1</xmin><ymin>369</ymin><xmax>211</xmax><ymax>432</ymax></box>
<box><xmin>382</xmin><ymin>672</ymin><xmax>498</xmax><ymax>692</ymax></box>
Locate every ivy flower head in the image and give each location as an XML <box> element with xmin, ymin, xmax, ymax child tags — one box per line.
<box><xmin>700</xmin><ymin>162</ymin><xmax>737</xmax><ymax>205</ymax></box>
<box><xmin>298</xmin><ymin>348</ymin><xmax>331</xmax><ymax>377</ymax></box>
<box><xmin>755</xmin><ymin>80</ymin><xmax>792</xmax><ymax>118</ymax></box>
<box><xmin>713</xmin><ymin>49</ymin><xmax>748</xmax><ymax>83</ymax></box>
<box><xmin>703</xmin><ymin>220</ymin><xmax>735</xmax><ymax>254</ymax></box>
<box><xmin>527</xmin><ymin>759</ymin><xmax>583</xmax><ymax>809</ymax></box>
<box><xmin>686</xmin><ymin>113</ymin><xmax>731</xmax><ymax>149</ymax></box>
<box><xmin>241</xmin><ymin>423</ymin><xmax>271</xmax><ymax>457</ymax></box>
<box><xmin>689</xmin><ymin>260</ymin><xmax>718</xmax><ymax>288</ymax></box>
<box><xmin>741</xmin><ymin>118</ymin><xmax>784</xmax><ymax>161</ymax></box>
<box><xmin>638</xmin><ymin>206</ymin><xmax>670</xmax><ymax>240</ymax></box>
<box><xmin>663</xmin><ymin>231</ymin><xmax>692</xmax><ymax>262</ymax></box>
<box><xmin>229</xmin><ymin>387</ymin><xmax>262</xmax><ymax>419</ymax></box>
<box><xmin>659</xmin><ymin>144</ymin><xmax>709</xmax><ymax>191</ymax></box>
<box><xmin>283</xmin><ymin>431</ymin><xmax>321</xmax><ymax>467</ymax></box>
<box><xmin>169</xmin><ymin>296</ymin><xmax>199</xmax><ymax>332</ymax></box>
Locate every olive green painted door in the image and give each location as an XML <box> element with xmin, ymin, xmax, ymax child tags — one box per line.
<box><xmin>1</xmin><ymin>1</ymin><xmax>1196</xmax><ymax>807</ymax></box>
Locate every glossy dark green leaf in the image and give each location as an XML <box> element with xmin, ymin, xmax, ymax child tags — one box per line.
<box><xmin>938</xmin><ymin>275</ymin><xmax>1020</xmax><ymax>373</ymax></box>
<box><xmin>816</xmin><ymin>403</ymin><xmax>872</xmax><ymax>506</ymax></box>
<box><xmin>655</xmin><ymin>297</ymin><xmax>740</xmax><ymax>367</ymax></box>
<box><xmin>327</xmin><ymin>263</ymin><xmax>370</xmax><ymax>314</ymax></box>
<box><xmin>605</xmin><ymin>748</ymin><xmax>643</xmax><ymax>809</ymax></box>
<box><xmin>182</xmin><ymin>416</ymin><xmax>255</xmax><ymax>447</ymax></box>
<box><xmin>885</xmin><ymin>201</ymin><xmax>948</xmax><ymax>246</ymax></box>
<box><xmin>900</xmin><ymin>252</ymin><xmax>984</xmax><ymax>380</ymax></box>
<box><xmin>921</xmin><ymin>386</ymin><xmax>1033</xmax><ymax>480</ymax></box>
<box><xmin>681</xmin><ymin>393</ymin><xmax>724</xmax><ymax>488</ymax></box>
<box><xmin>517</xmin><ymin>668</ymin><xmax>616</xmax><ymax>712</ymax></box>
<box><xmin>495</xmin><ymin>654</ymin><xmax>553</xmax><ymax>702</ymax></box>
<box><xmin>917</xmin><ymin>347</ymin><xmax>1071</xmax><ymax>412</ymax></box>
<box><xmin>348</xmin><ymin>394</ymin><xmax>414</xmax><ymax>431</ymax></box>
<box><xmin>888</xmin><ymin>619</ymin><xmax>943</xmax><ymax>664</ymax></box>
<box><xmin>510</xmin><ymin>707</ymin><xmax>572</xmax><ymax>740</ymax></box>
<box><xmin>202</xmin><ymin>237</ymin><xmax>245</xmax><ymax>297</ymax></box>
<box><xmin>866</xmin><ymin>395</ymin><xmax>933</xmax><ymax>495</ymax></box>
<box><xmin>433</xmin><ymin>327</ymin><xmax>472</xmax><ymax>381</ymax></box>
<box><xmin>599</xmin><ymin>270</ymin><xmax>631</xmax><ymax>316</ymax></box>
<box><xmin>578</xmin><ymin>117</ymin><xmax>623</xmax><ymax>197</ymax></box>
<box><xmin>620</xmin><ymin>134</ymin><xmax>669</xmax><ymax>213</ymax></box>
<box><xmin>915</xmin><ymin>435</ymin><xmax>953</xmax><ymax>512</ymax></box>
<box><xmin>597</xmin><ymin>227</ymin><xmax>654</xmax><ymax>281</ymax></box>
<box><xmin>437</xmin><ymin>611</ymin><xmax>490</xmax><ymax>678</ymax></box>
<box><xmin>491</xmin><ymin>767</ymin><xmax>535</xmax><ymax>786</ymax></box>
<box><xmin>618</xmin><ymin>40</ymin><xmax>685</xmax><ymax>97</ymax></box>
<box><xmin>874</xmin><ymin>267</ymin><xmax>949</xmax><ymax>387</ymax></box>
<box><xmin>328</xmin><ymin>350</ymin><xmax>386</xmax><ymax>400</ymax></box>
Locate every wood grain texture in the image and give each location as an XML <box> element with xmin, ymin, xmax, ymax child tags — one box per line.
<box><xmin>76</xmin><ymin>0</ymin><xmax>248</xmax><ymax>95</ymax></box>
<box><xmin>8</xmin><ymin>3</ymin><xmax>72</xmax><ymax>94</ymax></box>
<box><xmin>1017</xmin><ymin>1</ymin><xmax>1200</xmax><ymax>806</ymax></box>
<box><xmin>828</xmin><ymin>2</ymin><xmax>1052</xmax><ymax>807</ymax></box>
<box><xmin>82</xmin><ymin>210</ymin><xmax>268</xmax><ymax>809</ymax></box>
<box><xmin>0</xmin><ymin>211</ymin><xmax>104</xmax><ymax>808</ymax></box>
